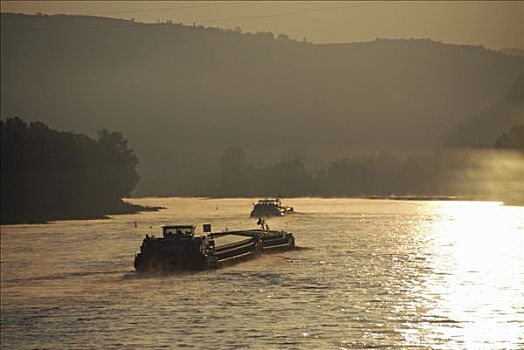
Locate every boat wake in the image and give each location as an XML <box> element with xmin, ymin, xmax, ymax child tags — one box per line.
<box><xmin>5</xmin><ymin>269</ymin><xmax>129</xmax><ymax>283</ymax></box>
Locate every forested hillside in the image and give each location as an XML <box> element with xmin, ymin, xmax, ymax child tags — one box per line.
<box><xmin>443</xmin><ymin>75</ymin><xmax>523</xmax><ymax>147</ymax></box>
<box><xmin>2</xmin><ymin>13</ymin><xmax>523</xmax><ymax>195</ymax></box>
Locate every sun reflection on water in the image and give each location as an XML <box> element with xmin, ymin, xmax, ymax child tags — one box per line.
<box><xmin>2</xmin><ymin>198</ymin><xmax>523</xmax><ymax>349</ymax></box>
<box><xmin>419</xmin><ymin>201</ymin><xmax>524</xmax><ymax>349</ymax></box>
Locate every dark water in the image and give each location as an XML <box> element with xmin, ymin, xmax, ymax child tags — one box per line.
<box><xmin>1</xmin><ymin>198</ymin><xmax>523</xmax><ymax>349</ymax></box>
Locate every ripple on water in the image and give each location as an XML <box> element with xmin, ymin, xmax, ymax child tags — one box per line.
<box><xmin>1</xmin><ymin>198</ymin><xmax>523</xmax><ymax>349</ymax></box>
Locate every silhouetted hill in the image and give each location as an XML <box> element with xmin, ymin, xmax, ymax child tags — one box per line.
<box><xmin>2</xmin><ymin>13</ymin><xmax>523</xmax><ymax>195</ymax></box>
<box><xmin>443</xmin><ymin>75</ymin><xmax>524</xmax><ymax>147</ymax></box>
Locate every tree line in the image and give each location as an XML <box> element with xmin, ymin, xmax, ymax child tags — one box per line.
<box><xmin>1</xmin><ymin>117</ymin><xmax>149</xmax><ymax>224</ymax></box>
<box><xmin>2</xmin><ymin>116</ymin><xmax>521</xmax><ymax>224</ymax></box>
<box><xmin>219</xmin><ymin>127</ymin><xmax>523</xmax><ymax>200</ymax></box>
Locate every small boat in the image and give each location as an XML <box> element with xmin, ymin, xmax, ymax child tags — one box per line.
<box><xmin>134</xmin><ymin>223</ymin><xmax>295</xmax><ymax>272</ymax></box>
<box><xmin>250</xmin><ymin>198</ymin><xmax>294</xmax><ymax>217</ymax></box>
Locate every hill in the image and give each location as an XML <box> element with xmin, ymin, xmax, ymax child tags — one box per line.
<box><xmin>2</xmin><ymin>13</ymin><xmax>523</xmax><ymax>195</ymax></box>
<box><xmin>443</xmin><ymin>75</ymin><xmax>524</xmax><ymax>148</ymax></box>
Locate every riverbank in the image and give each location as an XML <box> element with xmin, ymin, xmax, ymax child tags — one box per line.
<box><xmin>0</xmin><ymin>199</ymin><xmax>164</xmax><ymax>225</ymax></box>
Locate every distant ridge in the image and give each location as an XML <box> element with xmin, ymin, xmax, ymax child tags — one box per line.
<box><xmin>443</xmin><ymin>75</ymin><xmax>524</xmax><ymax>148</ymax></box>
<box><xmin>2</xmin><ymin>13</ymin><xmax>523</xmax><ymax>195</ymax></box>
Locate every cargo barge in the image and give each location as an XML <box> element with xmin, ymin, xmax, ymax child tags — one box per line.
<box><xmin>250</xmin><ymin>198</ymin><xmax>294</xmax><ymax>217</ymax></box>
<box><xmin>134</xmin><ymin>223</ymin><xmax>295</xmax><ymax>273</ymax></box>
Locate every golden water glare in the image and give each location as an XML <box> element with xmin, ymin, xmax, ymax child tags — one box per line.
<box><xmin>1</xmin><ymin>198</ymin><xmax>523</xmax><ymax>348</ymax></box>
<box><xmin>419</xmin><ymin>201</ymin><xmax>524</xmax><ymax>349</ymax></box>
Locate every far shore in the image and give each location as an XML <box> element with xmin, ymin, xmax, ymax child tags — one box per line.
<box><xmin>1</xmin><ymin>200</ymin><xmax>164</xmax><ymax>225</ymax></box>
<box><xmin>130</xmin><ymin>194</ymin><xmax>517</xmax><ymax>204</ymax></box>
<box><xmin>3</xmin><ymin>195</ymin><xmax>520</xmax><ymax>226</ymax></box>
<box><xmin>365</xmin><ymin>195</ymin><xmax>476</xmax><ymax>201</ymax></box>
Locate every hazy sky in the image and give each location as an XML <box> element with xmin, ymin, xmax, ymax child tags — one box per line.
<box><xmin>1</xmin><ymin>1</ymin><xmax>523</xmax><ymax>49</ymax></box>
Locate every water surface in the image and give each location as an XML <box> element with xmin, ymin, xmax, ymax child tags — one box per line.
<box><xmin>1</xmin><ymin>198</ymin><xmax>523</xmax><ymax>349</ymax></box>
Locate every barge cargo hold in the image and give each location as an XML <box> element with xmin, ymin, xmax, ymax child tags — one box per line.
<box><xmin>134</xmin><ymin>224</ymin><xmax>295</xmax><ymax>273</ymax></box>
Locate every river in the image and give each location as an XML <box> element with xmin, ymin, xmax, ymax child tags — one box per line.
<box><xmin>1</xmin><ymin>198</ymin><xmax>523</xmax><ymax>349</ymax></box>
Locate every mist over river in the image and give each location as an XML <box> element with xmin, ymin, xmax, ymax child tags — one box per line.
<box><xmin>1</xmin><ymin>198</ymin><xmax>523</xmax><ymax>349</ymax></box>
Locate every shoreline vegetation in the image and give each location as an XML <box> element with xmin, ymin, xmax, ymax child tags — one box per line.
<box><xmin>2</xmin><ymin>200</ymin><xmax>164</xmax><ymax>225</ymax></box>
<box><xmin>1</xmin><ymin>117</ymin><xmax>155</xmax><ymax>225</ymax></box>
<box><xmin>2</xmin><ymin>117</ymin><xmax>522</xmax><ymax>225</ymax></box>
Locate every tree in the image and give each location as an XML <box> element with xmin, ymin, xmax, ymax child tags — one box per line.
<box><xmin>0</xmin><ymin>117</ymin><xmax>142</xmax><ymax>223</ymax></box>
<box><xmin>220</xmin><ymin>147</ymin><xmax>249</xmax><ymax>196</ymax></box>
<box><xmin>326</xmin><ymin>156</ymin><xmax>377</xmax><ymax>196</ymax></box>
<box><xmin>96</xmin><ymin>129</ymin><xmax>140</xmax><ymax>198</ymax></box>
<box><xmin>495</xmin><ymin>126</ymin><xmax>524</xmax><ymax>151</ymax></box>
<box><xmin>264</xmin><ymin>159</ymin><xmax>313</xmax><ymax>197</ymax></box>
